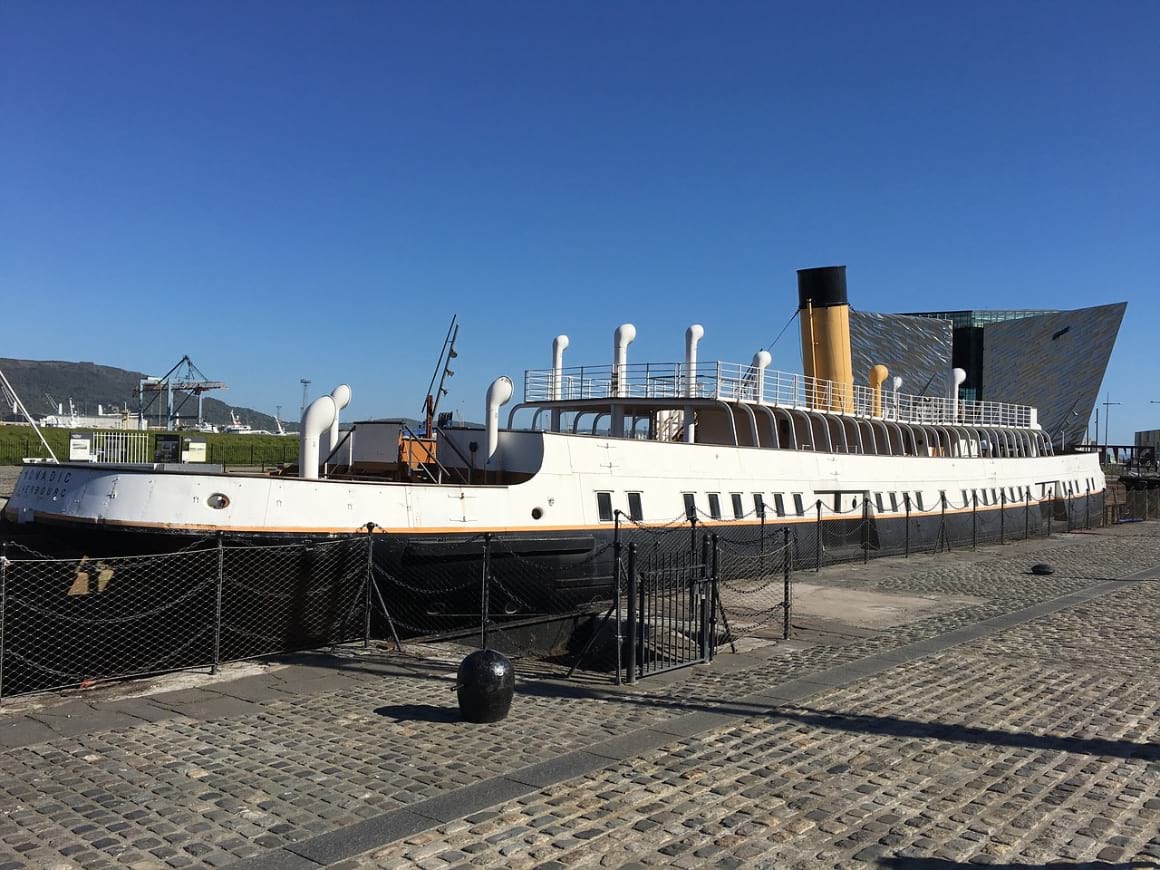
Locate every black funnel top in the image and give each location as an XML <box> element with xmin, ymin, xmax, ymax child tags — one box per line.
<box><xmin>797</xmin><ymin>265</ymin><xmax>848</xmax><ymax>309</ymax></box>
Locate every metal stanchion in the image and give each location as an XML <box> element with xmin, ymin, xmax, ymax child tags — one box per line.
<box><xmin>481</xmin><ymin>533</ymin><xmax>492</xmax><ymax>648</ymax></box>
<box><xmin>626</xmin><ymin>543</ymin><xmax>638</xmax><ymax>685</ymax></box>
<box><xmin>613</xmin><ymin>511</ymin><xmax>622</xmax><ymax>681</ymax></box>
<box><xmin>782</xmin><ymin>528</ymin><xmax>792</xmax><ymax>640</ymax></box>
<box><xmin>862</xmin><ymin>498</ymin><xmax>870</xmax><ymax>563</ymax></box>
<box><xmin>759</xmin><ymin>509</ymin><xmax>766</xmax><ymax>574</ymax></box>
<box><xmin>709</xmin><ymin>534</ymin><xmax>719</xmax><ymax>661</ymax></box>
<box><xmin>1000</xmin><ymin>490</ymin><xmax>1006</xmax><ymax>545</ymax></box>
<box><xmin>363</xmin><ymin>523</ymin><xmax>375</xmax><ymax>648</ymax></box>
<box><xmin>211</xmin><ymin>531</ymin><xmax>224</xmax><ymax>675</ymax></box>
<box><xmin>972</xmin><ymin>491</ymin><xmax>978</xmax><ymax>550</ymax></box>
<box><xmin>815</xmin><ymin>500</ymin><xmax>822</xmax><ymax>572</ymax></box>
<box><xmin>941</xmin><ymin>493</ymin><xmax>950</xmax><ymax>552</ymax></box>
<box><xmin>904</xmin><ymin>493</ymin><xmax>911</xmax><ymax>558</ymax></box>
<box><xmin>699</xmin><ymin>537</ymin><xmax>711</xmax><ymax>662</ymax></box>
<box><xmin>0</xmin><ymin>542</ymin><xmax>7</xmax><ymax>704</ymax></box>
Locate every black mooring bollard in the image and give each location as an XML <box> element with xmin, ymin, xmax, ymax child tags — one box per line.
<box><xmin>456</xmin><ymin>649</ymin><xmax>515</xmax><ymax>723</ymax></box>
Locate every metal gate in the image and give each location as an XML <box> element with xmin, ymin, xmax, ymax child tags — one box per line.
<box><xmin>624</xmin><ymin>539</ymin><xmax>717</xmax><ymax>683</ymax></box>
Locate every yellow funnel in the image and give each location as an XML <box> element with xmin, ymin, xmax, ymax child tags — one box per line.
<box><xmin>869</xmin><ymin>364</ymin><xmax>889</xmax><ymax>417</ymax></box>
<box><xmin>798</xmin><ymin>266</ymin><xmax>854</xmax><ymax>412</ymax></box>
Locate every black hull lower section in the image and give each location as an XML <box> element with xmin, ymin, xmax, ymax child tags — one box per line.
<box><xmin>0</xmin><ymin>494</ymin><xmax>1103</xmax><ymax>697</ymax></box>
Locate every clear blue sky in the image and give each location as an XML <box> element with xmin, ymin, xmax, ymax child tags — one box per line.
<box><xmin>2</xmin><ymin>2</ymin><xmax>1157</xmax><ymax>439</ymax></box>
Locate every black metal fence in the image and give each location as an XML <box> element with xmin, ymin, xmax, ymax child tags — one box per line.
<box><xmin>1108</xmin><ymin>485</ymin><xmax>1160</xmax><ymax>524</ymax></box>
<box><xmin>0</xmin><ymin>438</ymin><xmax>297</xmax><ymax>467</ymax></box>
<box><xmin>0</xmin><ymin>534</ymin><xmax>369</xmax><ymax>700</ymax></box>
<box><xmin>783</xmin><ymin>489</ymin><xmax>1103</xmax><ymax>569</ymax></box>
<box><xmin>0</xmin><ymin>489</ymin><xmax>1105</xmax><ymax>699</ymax></box>
<box><xmin>619</xmin><ymin>528</ymin><xmax>794</xmax><ymax>685</ymax></box>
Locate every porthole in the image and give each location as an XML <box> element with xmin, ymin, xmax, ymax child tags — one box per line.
<box><xmin>207</xmin><ymin>493</ymin><xmax>230</xmax><ymax>510</ymax></box>
<box><xmin>531</xmin><ymin>507</ymin><xmax>544</xmax><ymax>520</ymax></box>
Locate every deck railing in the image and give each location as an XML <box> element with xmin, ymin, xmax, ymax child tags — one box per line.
<box><xmin>91</xmin><ymin>430</ymin><xmax>151</xmax><ymax>463</ymax></box>
<box><xmin>524</xmin><ymin>361</ymin><xmax>1034</xmax><ymax>429</ymax></box>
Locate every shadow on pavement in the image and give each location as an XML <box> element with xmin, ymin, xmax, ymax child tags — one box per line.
<box><xmin>374</xmin><ymin>703</ymin><xmax>460</xmax><ymax>723</ymax></box>
<box><xmin>880</xmin><ymin>858</ymin><xmax>1156</xmax><ymax>869</ymax></box>
<box><xmin>773</xmin><ymin>705</ymin><xmax>1160</xmax><ymax>762</ymax></box>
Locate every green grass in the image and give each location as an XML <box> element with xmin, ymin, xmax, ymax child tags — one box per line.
<box><xmin>0</xmin><ymin>424</ymin><xmax>299</xmax><ymax>467</ymax></box>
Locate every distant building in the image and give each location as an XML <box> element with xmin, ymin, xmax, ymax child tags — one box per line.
<box><xmin>1136</xmin><ymin>430</ymin><xmax>1160</xmax><ymax>465</ymax></box>
<box><xmin>850</xmin><ymin>303</ymin><xmax>1126</xmax><ymax>451</ymax></box>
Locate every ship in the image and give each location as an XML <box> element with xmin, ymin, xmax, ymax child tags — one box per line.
<box><xmin>2</xmin><ymin>266</ymin><xmax>1105</xmax><ymax>610</ymax></box>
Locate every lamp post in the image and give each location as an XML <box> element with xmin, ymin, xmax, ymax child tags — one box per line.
<box><xmin>1101</xmin><ymin>393</ymin><xmax>1120</xmax><ymax>448</ymax></box>
<box><xmin>300</xmin><ymin>379</ymin><xmax>312</xmax><ymax>419</ymax></box>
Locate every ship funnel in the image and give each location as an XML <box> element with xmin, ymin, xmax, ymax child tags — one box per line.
<box><xmin>950</xmin><ymin>367</ymin><xmax>966</xmax><ymax>420</ymax></box>
<box><xmin>869</xmin><ymin>364</ymin><xmax>889</xmax><ymax>418</ymax></box>
<box><xmin>797</xmin><ymin>265</ymin><xmax>853</xmax><ymax>412</ymax></box>
<box><xmin>551</xmin><ymin>335</ymin><xmax>569</xmax><ymax>400</ymax></box>
<box><xmin>485</xmin><ymin>376</ymin><xmax>514</xmax><ymax>464</ymax></box>
<box><xmin>326</xmin><ymin>384</ymin><xmax>352</xmax><ymax>460</ymax></box>
<box><xmin>300</xmin><ymin>395</ymin><xmax>337</xmax><ymax>480</ymax></box>
<box><xmin>612</xmin><ymin>324</ymin><xmax>636</xmax><ymax>399</ymax></box>
<box><xmin>752</xmin><ymin>350</ymin><xmax>772</xmax><ymax>404</ymax></box>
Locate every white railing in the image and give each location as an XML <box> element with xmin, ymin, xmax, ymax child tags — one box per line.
<box><xmin>524</xmin><ymin>361</ymin><xmax>1035</xmax><ymax>429</ymax></box>
<box><xmin>92</xmin><ymin>431</ymin><xmax>151</xmax><ymax>464</ymax></box>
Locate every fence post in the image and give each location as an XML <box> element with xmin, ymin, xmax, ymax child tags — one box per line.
<box><xmin>211</xmin><ymin>531</ymin><xmax>224</xmax><ymax>675</ymax></box>
<box><xmin>481</xmin><ymin>533</ymin><xmax>492</xmax><ymax>649</ymax></box>
<box><xmin>709</xmin><ymin>534</ymin><xmax>719</xmax><ymax>661</ymax></box>
<box><xmin>972</xmin><ymin>491</ymin><xmax>978</xmax><ymax>550</ymax></box>
<box><xmin>1086</xmin><ymin>487</ymin><xmax>1091</xmax><ymax>529</ymax></box>
<box><xmin>688</xmin><ymin>511</ymin><xmax>698</xmax><ymax>560</ymax></box>
<box><xmin>862</xmin><ymin>497</ymin><xmax>870</xmax><ymax>563</ymax></box>
<box><xmin>1048</xmin><ymin>491</ymin><xmax>1053</xmax><ymax>536</ymax></box>
<box><xmin>625</xmin><ymin>543</ymin><xmax>637</xmax><ymax>685</ymax></box>
<box><xmin>613</xmin><ymin>511</ymin><xmax>622</xmax><ymax>682</ymax></box>
<box><xmin>759</xmin><ymin>509</ymin><xmax>765</xmax><ymax>574</ymax></box>
<box><xmin>904</xmin><ymin>493</ymin><xmax>911</xmax><ymax>558</ymax></box>
<box><xmin>815</xmin><ymin>500</ymin><xmax>822</xmax><ymax>572</ymax></box>
<box><xmin>363</xmin><ymin>523</ymin><xmax>375</xmax><ymax>648</ymax></box>
<box><xmin>940</xmin><ymin>492</ymin><xmax>948</xmax><ymax>553</ymax></box>
<box><xmin>782</xmin><ymin>528</ymin><xmax>792</xmax><ymax>640</ymax></box>
<box><xmin>1000</xmin><ymin>490</ymin><xmax>1006</xmax><ymax>545</ymax></box>
<box><xmin>0</xmin><ymin>541</ymin><xmax>7</xmax><ymax>703</ymax></box>
<box><xmin>699</xmin><ymin>536</ymin><xmax>711</xmax><ymax>662</ymax></box>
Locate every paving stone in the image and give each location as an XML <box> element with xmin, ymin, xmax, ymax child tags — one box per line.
<box><xmin>1</xmin><ymin>526</ymin><xmax>1158</xmax><ymax>870</ymax></box>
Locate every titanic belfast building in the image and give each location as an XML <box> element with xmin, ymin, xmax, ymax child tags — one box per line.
<box><xmin>848</xmin><ymin>304</ymin><xmax>1126</xmax><ymax>451</ymax></box>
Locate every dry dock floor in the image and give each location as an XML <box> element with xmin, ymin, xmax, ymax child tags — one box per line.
<box><xmin>0</xmin><ymin>524</ymin><xmax>1157</xmax><ymax>869</ymax></box>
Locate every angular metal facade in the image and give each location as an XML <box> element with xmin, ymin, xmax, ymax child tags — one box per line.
<box><xmin>848</xmin><ymin>310</ymin><xmax>953</xmax><ymax>398</ymax></box>
<box><xmin>982</xmin><ymin>303</ymin><xmax>1126</xmax><ymax>449</ymax></box>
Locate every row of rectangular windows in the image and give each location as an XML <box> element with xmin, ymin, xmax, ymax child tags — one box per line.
<box><xmin>594</xmin><ymin>476</ymin><xmax>1100</xmax><ymax>523</ymax></box>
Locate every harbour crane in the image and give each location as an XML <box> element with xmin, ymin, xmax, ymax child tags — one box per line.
<box><xmin>135</xmin><ymin>355</ymin><xmax>226</xmax><ymax>431</ymax></box>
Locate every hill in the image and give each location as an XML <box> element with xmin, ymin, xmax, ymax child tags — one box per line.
<box><xmin>0</xmin><ymin>357</ymin><xmax>280</xmax><ymax>430</ymax></box>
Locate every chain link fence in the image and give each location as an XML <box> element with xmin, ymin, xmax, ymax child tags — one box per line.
<box><xmin>1108</xmin><ymin>485</ymin><xmax>1160</xmax><ymax>524</ymax></box>
<box><xmin>0</xmin><ymin>489</ymin><xmax>1107</xmax><ymax>699</ymax></box>
<box><xmin>0</xmin><ymin>535</ymin><xmax>370</xmax><ymax>699</ymax></box>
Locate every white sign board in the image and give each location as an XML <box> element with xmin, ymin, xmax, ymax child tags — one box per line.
<box><xmin>68</xmin><ymin>432</ymin><xmax>92</xmax><ymax>462</ymax></box>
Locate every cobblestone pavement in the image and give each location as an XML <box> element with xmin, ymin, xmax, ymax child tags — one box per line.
<box><xmin>0</xmin><ymin>525</ymin><xmax>1156</xmax><ymax>869</ymax></box>
<box><xmin>341</xmin><ymin>580</ymin><xmax>1160</xmax><ymax>869</ymax></box>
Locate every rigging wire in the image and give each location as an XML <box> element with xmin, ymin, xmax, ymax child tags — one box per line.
<box><xmin>760</xmin><ymin>310</ymin><xmax>798</xmax><ymax>354</ymax></box>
